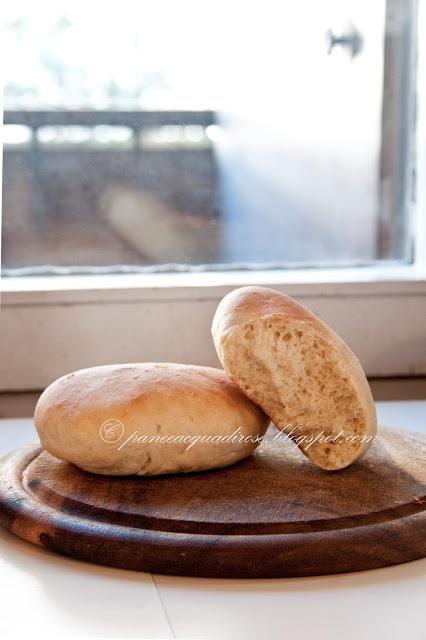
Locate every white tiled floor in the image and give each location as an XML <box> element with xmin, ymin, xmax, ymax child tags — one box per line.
<box><xmin>0</xmin><ymin>525</ymin><xmax>172</xmax><ymax>639</ymax></box>
<box><xmin>0</xmin><ymin>402</ymin><xmax>425</xmax><ymax>640</ymax></box>
<box><xmin>153</xmin><ymin>562</ymin><xmax>426</xmax><ymax>640</ymax></box>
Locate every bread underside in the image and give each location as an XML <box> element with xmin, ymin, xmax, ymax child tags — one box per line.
<box><xmin>220</xmin><ymin>314</ymin><xmax>375</xmax><ymax>470</ymax></box>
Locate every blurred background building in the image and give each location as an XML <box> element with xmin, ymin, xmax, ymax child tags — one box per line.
<box><xmin>1</xmin><ymin>0</ymin><xmax>416</xmax><ymax>272</ymax></box>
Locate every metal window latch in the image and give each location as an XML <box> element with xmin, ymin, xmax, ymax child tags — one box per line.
<box><xmin>325</xmin><ymin>24</ymin><xmax>363</xmax><ymax>57</ymax></box>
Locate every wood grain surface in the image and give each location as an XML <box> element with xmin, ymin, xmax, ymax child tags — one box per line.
<box><xmin>0</xmin><ymin>425</ymin><xmax>425</xmax><ymax>578</ymax></box>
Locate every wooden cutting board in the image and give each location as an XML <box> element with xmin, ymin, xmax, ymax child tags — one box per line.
<box><xmin>0</xmin><ymin>425</ymin><xmax>425</xmax><ymax>578</ymax></box>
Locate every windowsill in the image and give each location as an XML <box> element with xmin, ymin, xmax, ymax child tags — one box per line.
<box><xmin>1</xmin><ymin>264</ymin><xmax>425</xmax><ymax>390</ymax></box>
<box><xmin>2</xmin><ymin>263</ymin><xmax>426</xmax><ymax>303</ymax></box>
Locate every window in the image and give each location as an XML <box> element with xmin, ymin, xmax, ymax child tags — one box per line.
<box><xmin>2</xmin><ymin>0</ymin><xmax>419</xmax><ymax>273</ymax></box>
<box><xmin>1</xmin><ymin>0</ymin><xmax>425</xmax><ymax>391</ymax></box>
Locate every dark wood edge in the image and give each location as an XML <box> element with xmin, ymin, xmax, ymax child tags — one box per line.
<box><xmin>22</xmin><ymin>465</ymin><xmax>426</xmax><ymax>537</ymax></box>
<box><xmin>0</xmin><ymin>444</ymin><xmax>425</xmax><ymax>578</ymax></box>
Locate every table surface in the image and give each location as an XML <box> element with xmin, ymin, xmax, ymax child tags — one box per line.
<box><xmin>0</xmin><ymin>401</ymin><xmax>425</xmax><ymax>640</ymax></box>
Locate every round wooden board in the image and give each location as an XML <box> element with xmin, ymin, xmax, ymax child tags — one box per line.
<box><xmin>0</xmin><ymin>426</ymin><xmax>425</xmax><ymax>578</ymax></box>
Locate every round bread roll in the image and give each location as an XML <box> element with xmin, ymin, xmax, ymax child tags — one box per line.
<box><xmin>34</xmin><ymin>363</ymin><xmax>269</xmax><ymax>476</ymax></box>
<box><xmin>212</xmin><ymin>286</ymin><xmax>377</xmax><ymax>470</ymax></box>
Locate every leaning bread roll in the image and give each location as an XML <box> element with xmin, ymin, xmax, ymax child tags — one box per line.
<box><xmin>212</xmin><ymin>286</ymin><xmax>377</xmax><ymax>470</ymax></box>
<box><xmin>34</xmin><ymin>363</ymin><xmax>269</xmax><ymax>476</ymax></box>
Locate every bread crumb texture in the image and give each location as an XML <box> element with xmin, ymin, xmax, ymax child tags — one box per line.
<box><xmin>213</xmin><ymin>287</ymin><xmax>377</xmax><ymax>470</ymax></box>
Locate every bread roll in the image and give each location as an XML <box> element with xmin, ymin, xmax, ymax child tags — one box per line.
<box><xmin>212</xmin><ymin>286</ymin><xmax>377</xmax><ymax>470</ymax></box>
<box><xmin>34</xmin><ymin>363</ymin><xmax>269</xmax><ymax>476</ymax></box>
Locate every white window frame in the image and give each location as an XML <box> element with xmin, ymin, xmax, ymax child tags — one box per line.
<box><xmin>0</xmin><ymin>2</ymin><xmax>425</xmax><ymax>392</ymax></box>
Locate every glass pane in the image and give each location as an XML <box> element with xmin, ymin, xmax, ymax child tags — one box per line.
<box><xmin>1</xmin><ymin>0</ymin><xmax>417</xmax><ymax>274</ymax></box>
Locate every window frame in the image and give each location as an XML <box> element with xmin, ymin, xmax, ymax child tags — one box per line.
<box><xmin>1</xmin><ymin>1</ymin><xmax>425</xmax><ymax>392</ymax></box>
